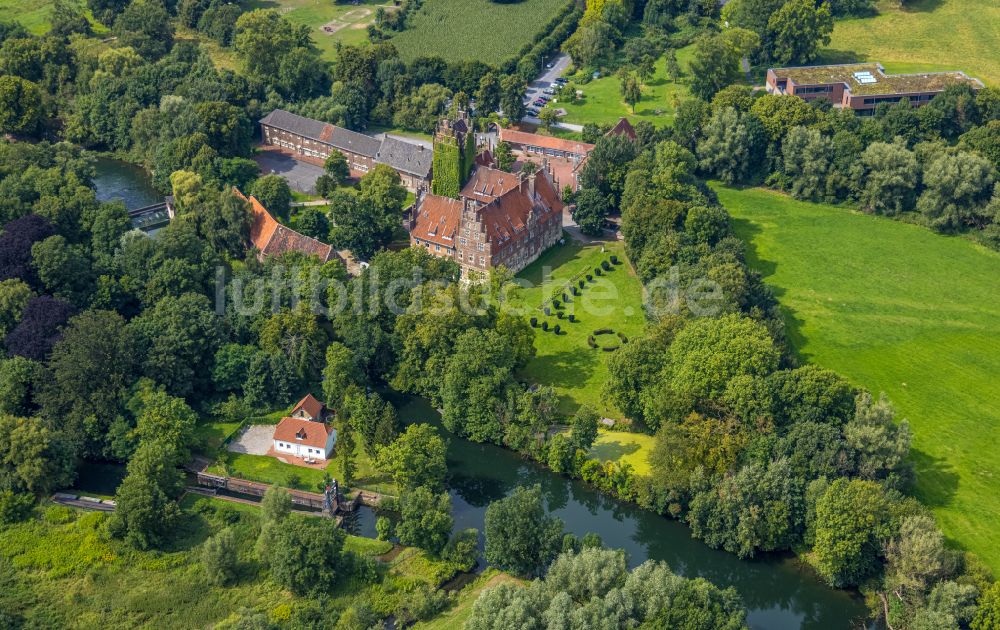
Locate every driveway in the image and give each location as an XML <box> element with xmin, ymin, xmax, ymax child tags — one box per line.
<box><xmin>255</xmin><ymin>150</ymin><xmax>324</xmax><ymax>194</ymax></box>
<box><xmin>227</xmin><ymin>425</ymin><xmax>274</xmax><ymax>456</ymax></box>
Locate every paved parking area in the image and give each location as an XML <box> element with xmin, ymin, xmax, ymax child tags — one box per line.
<box><xmin>255</xmin><ymin>150</ymin><xmax>324</xmax><ymax>194</ymax></box>
<box><xmin>227</xmin><ymin>425</ymin><xmax>274</xmax><ymax>456</ymax></box>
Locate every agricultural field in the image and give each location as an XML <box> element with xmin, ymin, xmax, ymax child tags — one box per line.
<box><xmin>824</xmin><ymin>0</ymin><xmax>1000</xmax><ymax>86</ymax></box>
<box><xmin>715</xmin><ymin>184</ymin><xmax>1000</xmax><ymax>571</ymax></box>
<box><xmin>559</xmin><ymin>45</ymin><xmax>695</xmax><ymax>127</ymax></box>
<box><xmin>505</xmin><ymin>239</ymin><xmax>646</xmax><ymax>418</ymax></box>
<box><xmin>387</xmin><ymin>0</ymin><xmax>571</xmax><ymax>64</ymax></box>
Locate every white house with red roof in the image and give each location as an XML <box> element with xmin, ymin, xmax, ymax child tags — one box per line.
<box><xmin>271</xmin><ymin>394</ymin><xmax>336</xmax><ymax>461</ymax></box>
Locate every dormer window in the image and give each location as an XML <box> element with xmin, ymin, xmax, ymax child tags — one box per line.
<box><xmin>295</xmin><ymin>429</ymin><xmax>306</xmax><ymax>440</ymax></box>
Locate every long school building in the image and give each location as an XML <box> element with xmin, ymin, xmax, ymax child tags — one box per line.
<box><xmin>259</xmin><ymin>109</ymin><xmax>433</xmax><ymax>191</ymax></box>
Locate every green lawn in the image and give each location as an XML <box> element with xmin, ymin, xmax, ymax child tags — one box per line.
<box><xmin>558</xmin><ymin>45</ymin><xmax>695</xmax><ymax>128</ymax></box>
<box><xmin>209</xmin><ymin>431</ymin><xmax>398</xmax><ymax>496</ymax></box>
<box><xmin>824</xmin><ymin>0</ymin><xmax>1000</xmax><ymax>86</ymax></box>
<box><xmin>387</xmin><ymin>0</ymin><xmax>571</xmax><ymax>64</ymax></box>
<box><xmin>0</xmin><ymin>0</ymin><xmax>106</xmax><ymax>35</ymax></box>
<box><xmin>588</xmin><ymin>430</ymin><xmax>656</xmax><ymax>476</ymax></box>
<box><xmin>714</xmin><ymin>184</ymin><xmax>1000</xmax><ymax>572</ymax></box>
<box><xmin>505</xmin><ymin>239</ymin><xmax>646</xmax><ymax>418</ymax></box>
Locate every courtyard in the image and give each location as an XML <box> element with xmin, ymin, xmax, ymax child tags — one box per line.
<box><xmin>255</xmin><ymin>149</ymin><xmax>325</xmax><ymax>194</ymax></box>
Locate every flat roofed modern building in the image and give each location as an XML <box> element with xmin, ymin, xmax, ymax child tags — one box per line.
<box><xmin>766</xmin><ymin>63</ymin><xmax>984</xmax><ymax>113</ymax></box>
<box><xmin>259</xmin><ymin>109</ymin><xmax>432</xmax><ymax>190</ymax></box>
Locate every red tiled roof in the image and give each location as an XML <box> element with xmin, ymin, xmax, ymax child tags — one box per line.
<box><xmin>606</xmin><ymin>117</ymin><xmax>637</xmax><ymax>140</ymax></box>
<box><xmin>412</xmin><ymin>194</ymin><xmax>463</xmax><ymax>250</ymax></box>
<box><xmin>478</xmin><ymin>171</ymin><xmax>563</xmax><ymax>248</ymax></box>
<box><xmin>499</xmin><ymin>129</ymin><xmax>595</xmax><ymax>156</ymax></box>
<box><xmin>461</xmin><ymin>167</ymin><xmax>521</xmax><ymax>202</ymax></box>
<box><xmin>291</xmin><ymin>394</ymin><xmax>325</xmax><ymax>419</ymax></box>
<box><xmin>475</xmin><ymin>149</ymin><xmax>494</xmax><ymax>168</ymax></box>
<box><xmin>234</xmin><ymin>188</ymin><xmax>337</xmax><ymax>263</ymax></box>
<box><xmin>272</xmin><ymin>417</ymin><xmax>333</xmax><ymax>449</ymax></box>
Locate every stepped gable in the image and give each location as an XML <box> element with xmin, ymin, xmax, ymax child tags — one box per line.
<box><xmin>461</xmin><ymin>166</ymin><xmax>521</xmax><ymax>202</ymax></box>
<box><xmin>476</xmin><ymin>168</ymin><xmax>563</xmax><ymax>246</ymax></box>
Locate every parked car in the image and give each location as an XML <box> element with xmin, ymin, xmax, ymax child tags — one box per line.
<box><xmin>526</xmin><ymin>107</ymin><xmax>539</xmax><ymax>116</ymax></box>
<box><xmin>555</xmin><ymin>77</ymin><xmax>568</xmax><ymax>84</ymax></box>
<box><xmin>551</xmin><ymin>82</ymin><xmax>561</xmax><ymax>89</ymax></box>
<box><xmin>543</xmin><ymin>88</ymin><xmax>556</xmax><ymax>95</ymax></box>
<box><xmin>537</xmin><ymin>94</ymin><xmax>549</xmax><ymax>101</ymax></box>
<box><xmin>546</xmin><ymin>62</ymin><xmax>554</xmax><ymax>68</ymax></box>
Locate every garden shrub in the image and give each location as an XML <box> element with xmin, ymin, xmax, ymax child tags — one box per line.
<box><xmin>617</xmin><ymin>332</ymin><xmax>628</xmax><ymax>343</ymax></box>
<box><xmin>553</xmin><ymin>299</ymin><xmax>561</xmax><ymax>309</ymax></box>
<box><xmin>553</xmin><ymin>324</ymin><xmax>561</xmax><ymax>334</ymax></box>
<box><xmin>541</xmin><ymin>321</ymin><xmax>549</xmax><ymax>331</ymax></box>
<box><xmin>593</xmin><ymin>328</ymin><xmax>613</xmax><ymax>335</ymax></box>
<box><xmin>586</xmin><ymin>274</ymin><xmax>592</xmax><ymax>282</ymax></box>
<box><xmin>530</xmin><ymin>317</ymin><xmax>538</xmax><ymax>327</ymax></box>
<box><xmin>557</xmin><ymin>311</ymin><xmax>564</xmax><ymax>319</ymax></box>
<box><xmin>610</xmin><ymin>254</ymin><xmax>619</xmax><ymax>264</ymax></box>
<box><xmin>595</xmin><ymin>267</ymin><xmax>602</xmax><ymax>276</ymax></box>
<box><xmin>602</xmin><ymin>260</ymin><xmax>610</xmax><ymax>271</ymax></box>
<box><xmin>544</xmin><ymin>307</ymin><xmax>551</xmax><ymax>316</ymax></box>
<box><xmin>579</xmin><ymin>279</ymin><xmax>585</xmax><ymax>288</ymax></box>
<box><xmin>568</xmin><ymin>314</ymin><xmax>575</xmax><ymax>322</ymax></box>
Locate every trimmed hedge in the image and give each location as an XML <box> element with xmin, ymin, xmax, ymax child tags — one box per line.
<box><xmin>541</xmin><ymin>321</ymin><xmax>549</xmax><ymax>331</ymax></box>
<box><xmin>530</xmin><ymin>317</ymin><xmax>537</xmax><ymax>327</ymax></box>
<box><xmin>593</xmin><ymin>328</ymin><xmax>613</xmax><ymax>335</ymax></box>
<box><xmin>568</xmin><ymin>314</ymin><xmax>575</xmax><ymax>322</ymax></box>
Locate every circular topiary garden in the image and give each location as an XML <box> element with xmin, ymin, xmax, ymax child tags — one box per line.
<box><xmin>588</xmin><ymin>328</ymin><xmax>628</xmax><ymax>352</ymax></box>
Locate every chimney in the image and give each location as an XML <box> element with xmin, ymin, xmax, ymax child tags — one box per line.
<box><xmin>528</xmin><ymin>171</ymin><xmax>536</xmax><ymax>199</ymax></box>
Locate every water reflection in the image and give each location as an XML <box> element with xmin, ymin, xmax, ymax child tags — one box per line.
<box><xmin>392</xmin><ymin>393</ymin><xmax>869</xmax><ymax>630</ymax></box>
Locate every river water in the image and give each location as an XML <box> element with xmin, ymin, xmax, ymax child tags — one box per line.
<box><xmin>91</xmin><ymin>157</ymin><xmax>161</xmax><ymax>210</ymax></box>
<box><xmin>387</xmin><ymin>394</ymin><xmax>869</xmax><ymax>630</ymax></box>
<box><xmin>85</xmin><ymin>160</ymin><xmax>870</xmax><ymax>629</ymax></box>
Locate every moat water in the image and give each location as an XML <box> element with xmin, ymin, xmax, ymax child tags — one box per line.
<box><xmin>385</xmin><ymin>394</ymin><xmax>869</xmax><ymax>630</ymax></box>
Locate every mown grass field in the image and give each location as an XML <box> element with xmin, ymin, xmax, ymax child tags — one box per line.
<box><xmin>588</xmin><ymin>430</ymin><xmax>656</xmax><ymax>476</ymax></box>
<box><xmin>505</xmin><ymin>239</ymin><xmax>646</xmax><ymax>418</ymax></box>
<box><xmin>714</xmin><ymin>184</ymin><xmax>1000</xmax><ymax>571</ymax></box>
<box><xmin>559</xmin><ymin>45</ymin><xmax>695</xmax><ymax>127</ymax></box>
<box><xmin>0</xmin><ymin>0</ymin><xmax>105</xmax><ymax>34</ymax></box>
<box><xmin>388</xmin><ymin>0</ymin><xmax>571</xmax><ymax>64</ymax></box>
<box><xmin>824</xmin><ymin>0</ymin><xmax>1000</xmax><ymax>86</ymax></box>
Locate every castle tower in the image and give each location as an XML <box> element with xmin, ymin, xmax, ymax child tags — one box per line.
<box><xmin>432</xmin><ymin>110</ymin><xmax>476</xmax><ymax>198</ymax></box>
